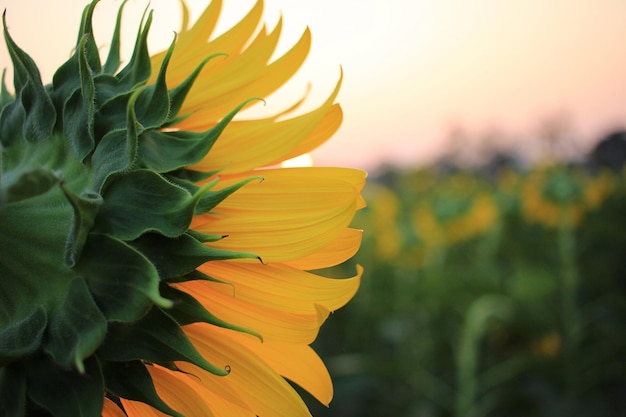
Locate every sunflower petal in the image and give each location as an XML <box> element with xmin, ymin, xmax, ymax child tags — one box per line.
<box><xmin>184</xmin><ymin>324</ymin><xmax>313</xmax><ymax>417</ymax></box>
<box><xmin>196</xmin><ymin>261</ymin><xmax>361</xmax><ymax>315</ymax></box>
<box><xmin>193</xmin><ymin>168</ymin><xmax>365</xmax><ymax>262</ymax></box>
<box><xmin>191</xmin><ymin>77</ymin><xmax>342</xmax><ymax>174</ymax></box>
<box><xmin>102</xmin><ymin>398</ymin><xmax>128</xmax><ymax>417</ymax></box>
<box><xmin>285</xmin><ymin>228</ymin><xmax>364</xmax><ymax>270</ymax></box>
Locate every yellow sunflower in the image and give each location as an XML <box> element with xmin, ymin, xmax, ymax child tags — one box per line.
<box><xmin>0</xmin><ymin>1</ymin><xmax>365</xmax><ymax>416</ymax></box>
<box><xmin>411</xmin><ymin>173</ymin><xmax>499</xmax><ymax>250</ymax></box>
<box><xmin>521</xmin><ymin>165</ymin><xmax>612</xmax><ymax>228</ymax></box>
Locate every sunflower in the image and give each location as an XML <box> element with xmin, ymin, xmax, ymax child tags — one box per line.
<box><xmin>521</xmin><ymin>165</ymin><xmax>612</xmax><ymax>228</ymax></box>
<box><xmin>0</xmin><ymin>1</ymin><xmax>365</xmax><ymax>416</ymax></box>
<box><xmin>411</xmin><ymin>173</ymin><xmax>499</xmax><ymax>251</ymax></box>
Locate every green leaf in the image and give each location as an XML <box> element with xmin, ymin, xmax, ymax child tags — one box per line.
<box><xmin>78</xmin><ymin>233</ymin><xmax>172</xmax><ymax>322</ymax></box>
<box><xmin>95</xmin><ymin>169</ymin><xmax>196</xmax><ymax>240</ymax></box>
<box><xmin>161</xmin><ymin>284</ymin><xmax>262</xmax><ymax>340</ymax></box>
<box><xmin>0</xmin><ymin>363</ymin><xmax>26</xmax><ymax>417</ymax></box>
<box><xmin>99</xmin><ymin>306</ymin><xmax>230</xmax><ymax>376</ymax></box>
<box><xmin>0</xmin><ymin>305</ymin><xmax>46</xmax><ymax>366</ymax></box>
<box><xmin>25</xmin><ymin>354</ymin><xmax>104</xmax><ymax>417</ymax></box>
<box><xmin>43</xmin><ymin>278</ymin><xmax>107</xmax><ymax>373</ymax></box>
<box><xmin>131</xmin><ymin>232</ymin><xmax>259</xmax><ymax>280</ymax></box>
<box><xmin>102</xmin><ymin>361</ymin><xmax>184</xmax><ymax>417</ymax></box>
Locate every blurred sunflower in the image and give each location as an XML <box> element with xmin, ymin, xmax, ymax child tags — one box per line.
<box><xmin>521</xmin><ymin>165</ymin><xmax>612</xmax><ymax>228</ymax></box>
<box><xmin>361</xmin><ymin>184</ymin><xmax>401</xmax><ymax>261</ymax></box>
<box><xmin>411</xmin><ymin>173</ymin><xmax>498</xmax><ymax>255</ymax></box>
<box><xmin>0</xmin><ymin>1</ymin><xmax>365</xmax><ymax>416</ymax></box>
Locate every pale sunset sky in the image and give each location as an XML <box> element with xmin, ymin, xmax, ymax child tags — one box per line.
<box><xmin>1</xmin><ymin>0</ymin><xmax>626</xmax><ymax>172</ymax></box>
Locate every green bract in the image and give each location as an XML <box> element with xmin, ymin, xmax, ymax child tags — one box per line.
<box><xmin>0</xmin><ymin>2</ymin><xmax>259</xmax><ymax>416</ymax></box>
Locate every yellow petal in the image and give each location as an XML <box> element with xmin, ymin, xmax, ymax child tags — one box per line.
<box><xmin>152</xmin><ymin>0</ymin><xmax>311</xmax><ymax>131</ymax></box>
<box><xmin>183</xmin><ymin>324</ymin><xmax>313</xmax><ymax>417</ymax></box>
<box><xmin>123</xmin><ymin>366</ymin><xmax>217</xmax><ymax>417</ymax></box>
<box><xmin>193</xmin><ymin>168</ymin><xmax>365</xmax><ymax>263</ymax></box>
<box><xmin>285</xmin><ymin>228</ymin><xmax>363</xmax><ymax>270</ymax></box>
<box><xmin>120</xmin><ymin>400</ymin><xmax>164</xmax><ymax>417</ymax></box>
<box><xmin>191</xmin><ymin>75</ymin><xmax>342</xmax><ymax>175</ymax></box>
<box><xmin>197</xmin><ymin>261</ymin><xmax>361</xmax><ymax>315</ymax></box>
<box><xmin>150</xmin><ymin>0</ymin><xmax>261</xmax><ymax>87</ymax></box>
<box><xmin>102</xmin><ymin>398</ymin><xmax>127</xmax><ymax>417</ymax></box>
<box><xmin>217</xmin><ymin>331</ymin><xmax>334</xmax><ymax>406</ymax></box>
<box><xmin>182</xmin><ymin>280</ymin><xmax>322</xmax><ymax>343</ymax></box>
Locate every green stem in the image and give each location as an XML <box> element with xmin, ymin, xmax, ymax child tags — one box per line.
<box><xmin>558</xmin><ymin>212</ymin><xmax>580</xmax><ymax>393</ymax></box>
<box><xmin>454</xmin><ymin>295</ymin><xmax>512</xmax><ymax>417</ymax></box>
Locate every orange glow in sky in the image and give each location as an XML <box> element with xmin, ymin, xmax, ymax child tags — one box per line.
<box><xmin>2</xmin><ymin>0</ymin><xmax>626</xmax><ymax>172</ymax></box>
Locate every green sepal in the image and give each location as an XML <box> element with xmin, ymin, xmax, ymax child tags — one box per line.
<box><xmin>2</xmin><ymin>168</ymin><xmax>58</xmax><ymax>204</ymax></box>
<box><xmin>196</xmin><ymin>176</ymin><xmax>260</xmax><ymax>214</ymax></box>
<box><xmin>25</xmin><ymin>353</ymin><xmax>104</xmax><ymax>417</ymax></box>
<box><xmin>0</xmin><ymin>189</ymin><xmax>78</xmax><ymax>353</ymax></box>
<box><xmin>95</xmin><ymin>169</ymin><xmax>196</xmax><ymax>240</ymax></box>
<box><xmin>61</xmin><ymin>184</ymin><xmax>102</xmax><ymax>267</ymax></box>
<box><xmin>0</xmin><ymin>305</ymin><xmax>46</xmax><ymax>366</ymax></box>
<box><xmin>75</xmin><ymin>0</ymin><xmax>102</xmax><ymax>74</ymax></box>
<box><xmin>0</xmin><ymin>92</ymin><xmax>25</xmax><ymax>147</ymax></box>
<box><xmin>103</xmin><ymin>0</ymin><xmax>128</xmax><ymax>74</ymax></box>
<box><xmin>43</xmin><ymin>278</ymin><xmax>107</xmax><ymax>373</ymax></box>
<box><xmin>92</xmin><ymin>87</ymin><xmax>131</xmax><ymax>137</ymax></box>
<box><xmin>92</xmin><ymin>89</ymin><xmax>140</xmax><ymax>191</ymax></box>
<box><xmin>164</xmin><ymin>269</ymin><xmax>233</xmax><ymax>286</ymax></box>
<box><xmin>91</xmin><ymin>129</ymin><xmax>133</xmax><ymax>192</ymax></box>
<box><xmin>134</xmin><ymin>34</ymin><xmax>174</xmax><ymax>130</ymax></box>
<box><xmin>0</xmin><ymin>364</ymin><xmax>26</xmax><ymax>417</ymax></box>
<box><xmin>2</xmin><ymin>12</ymin><xmax>56</xmax><ymax>143</ymax></box>
<box><xmin>0</xmin><ymin>68</ymin><xmax>13</xmax><ymax>109</ymax></box>
<box><xmin>161</xmin><ymin>284</ymin><xmax>263</xmax><ymax>341</ymax></box>
<box><xmin>131</xmin><ymin>232</ymin><xmax>259</xmax><ymax>280</ymax></box>
<box><xmin>137</xmin><ymin>129</ymin><xmax>221</xmax><ymax>174</ymax></box>
<box><xmin>102</xmin><ymin>361</ymin><xmax>184</xmax><ymax>417</ymax></box>
<box><xmin>165</xmin><ymin>53</ymin><xmax>226</xmax><ymax>124</ymax></box>
<box><xmin>116</xmin><ymin>8</ymin><xmax>153</xmax><ymax>89</ymax></box>
<box><xmin>186</xmin><ymin>229</ymin><xmax>226</xmax><ymax>243</ymax></box>
<box><xmin>62</xmin><ymin>34</ymin><xmax>96</xmax><ymax>161</ymax></box>
<box><xmin>78</xmin><ymin>233</ymin><xmax>173</xmax><ymax>322</ymax></box>
<box><xmin>0</xmin><ymin>89</ymin><xmax>25</xmax><ymax>147</ymax></box>
<box><xmin>167</xmin><ymin>167</ymin><xmax>220</xmax><ymax>184</ymax></box>
<box><xmin>98</xmin><ymin>306</ymin><xmax>230</xmax><ymax>376</ymax></box>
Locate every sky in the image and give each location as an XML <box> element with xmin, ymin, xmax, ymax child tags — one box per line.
<box><xmin>1</xmin><ymin>0</ymin><xmax>626</xmax><ymax>172</ymax></box>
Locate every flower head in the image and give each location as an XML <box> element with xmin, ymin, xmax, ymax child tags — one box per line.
<box><xmin>521</xmin><ymin>165</ymin><xmax>612</xmax><ymax>228</ymax></box>
<box><xmin>0</xmin><ymin>1</ymin><xmax>365</xmax><ymax>416</ymax></box>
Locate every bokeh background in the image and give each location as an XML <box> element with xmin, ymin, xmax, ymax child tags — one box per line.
<box><xmin>2</xmin><ymin>1</ymin><xmax>626</xmax><ymax>416</ymax></box>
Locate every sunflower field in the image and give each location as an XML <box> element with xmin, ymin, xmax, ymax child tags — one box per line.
<box><xmin>307</xmin><ymin>158</ymin><xmax>626</xmax><ymax>417</ymax></box>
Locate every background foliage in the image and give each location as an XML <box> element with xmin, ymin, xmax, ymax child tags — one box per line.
<box><xmin>306</xmin><ymin>136</ymin><xmax>626</xmax><ymax>417</ymax></box>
